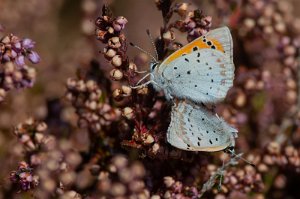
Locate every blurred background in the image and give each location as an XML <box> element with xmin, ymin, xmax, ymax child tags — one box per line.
<box><xmin>1</xmin><ymin>0</ymin><xmax>298</xmax><ymax>126</ymax></box>
<box><xmin>1</xmin><ymin>0</ymin><xmax>300</xmax><ymax>198</ymax></box>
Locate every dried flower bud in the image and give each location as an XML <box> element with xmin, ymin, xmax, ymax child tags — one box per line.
<box><xmin>121</xmin><ymin>85</ymin><xmax>132</xmax><ymax>96</ymax></box>
<box><xmin>107</xmin><ymin>26</ymin><xmax>114</xmax><ymax>34</ymax></box>
<box><xmin>0</xmin><ymin>88</ymin><xmax>7</xmax><ymax>102</ymax></box>
<box><xmin>86</xmin><ymin>80</ymin><xmax>97</xmax><ymax>91</ymax></box>
<box><xmin>112</xmin><ymin>88</ymin><xmax>122</xmax><ymax>100</ymax></box>
<box><xmin>174</xmin><ymin>3</ymin><xmax>188</xmax><ymax>17</ymax></box>
<box><xmin>235</xmin><ymin>92</ymin><xmax>246</xmax><ymax>107</ymax></box>
<box><xmin>150</xmin><ymin>143</ymin><xmax>160</xmax><ymax>155</ymax></box>
<box><xmin>36</xmin><ymin>122</ymin><xmax>47</xmax><ymax>132</ymax></box>
<box><xmin>163</xmin><ymin>30</ymin><xmax>175</xmax><ymax>42</ymax></box>
<box><xmin>108</xmin><ymin>37</ymin><xmax>121</xmax><ymax>48</ymax></box>
<box><xmin>164</xmin><ymin>176</ymin><xmax>175</xmax><ymax>188</ymax></box>
<box><xmin>267</xmin><ymin>142</ymin><xmax>281</xmax><ymax>155</ymax></box>
<box><xmin>90</xmin><ymin>164</ymin><xmax>101</xmax><ymax>176</ymax></box>
<box><xmin>129</xmin><ymin>62</ymin><xmax>137</xmax><ymax>72</ymax></box>
<box><xmin>151</xmin><ymin>195</ymin><xmax>161</xmax><ymax>199</ymax></box>
<box><xmin>144</xmin><ymin>134</ymin><xmax>154</xmax><ymax>144</ymax></box>
<box><xmin>28</xmin><ymin>51</ymin><xmax>40</xmax><ymax>64</ymax></box>
<box><xmin>113</xmin><ymin>16</ymin><xmax>128</xmax><ymax>31</ymax></box>
<box><xmin>244</xmin><ymin>18</ymin><xmax>256</xmax><ymax>29</ymax></box>
<box><xmin>110</xmin><ymin>69</ymin><xmax>123</xmax><ymax>80</ymax></box>
<box><xmin>104</xmin><ymin>48</ymin><xmax>117</xmax><ymax>58</ymax></box>
<box><xmin>3</xmin><ymin>61</ymin><xmax>15</xmax><ymax>74</ymax></box>
<box><xmin>137</xmin><ymin>87</ymin><xmax>149</xmax><ymax>95</ymax></box>
<box><xmin>123</xmin><ymin>107</ymin><xmax>134</xmax><ymax>120</ymax></box>
<box><xmin>96</xmin><ymin>29</ymin><xmax>107</xmax><ymax>41</ymax></box>
<box><xmin>66</xmin><ymin>78</ymin><xmax>77</xmax><ymax>89</ymax></box>
<box><xmin>111</xmin><ymin>55</ymin><xmax>122</xmax><ymax>67</ymax></box>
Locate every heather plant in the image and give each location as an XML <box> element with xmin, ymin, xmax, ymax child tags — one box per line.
<box><xmin>1</xmin><ymin>0</ymin><xmax>300</xmax><ymax>199</ymax></box>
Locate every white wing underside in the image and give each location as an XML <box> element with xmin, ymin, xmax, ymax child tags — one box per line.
<box><xmin>167</xmin><ymin>100</ymin><xmax>237</xmax><ymax>152</ymax></box>
<box><xmin>161</xmin><ymin>49</ymin><xmax>234</xmax><ymax>103</ymax></box>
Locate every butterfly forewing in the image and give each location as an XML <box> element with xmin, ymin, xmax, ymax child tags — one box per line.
<box><xmin>167</xmin><ymin>100</ymin><xmax>237</xmax><ymax>151</ymax></box>
<box><xmin>161</xmin><ymin>49</ymin><xmax>234</xmax><ymax>103</ymax></box>
<box><xmin>206</xmin><ymin>26</ymin><xmax>233</xmax><ymax>60</ymax></box>
<box><xmin>160</xmin><ymin>26</ymin><xmax>233</xmax><ymax>66</ymax></box>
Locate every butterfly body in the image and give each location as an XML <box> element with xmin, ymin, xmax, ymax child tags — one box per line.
<box><xmin>148</xmin><ymin>27</ymin><xmax>237</xmax><ymax>152</ymax></box>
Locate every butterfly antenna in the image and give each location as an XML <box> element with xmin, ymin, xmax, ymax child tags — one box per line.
<box><xmin>129</xmin><ymin>42</ymin><xmax>157</xmax><ymax>62</ymax></box>
<box><xmin>146</xmin><ymin>29</ymin><xmax>159</xmax><ymax>61</ymax></box>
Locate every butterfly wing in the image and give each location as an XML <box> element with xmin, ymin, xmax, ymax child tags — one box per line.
<box><xmin>167</xmin><ymin>105</ymin><xmax>192</xmax><ymax>150</ymax></box>
<box><xmin>161</xmin><ymin>26</ymin><xmax>233</xmax><ymax>66</ymax></box>
<box><xmin>160</xmin><ymin>49</ymin><xmax>234</xmax><ymax>103</ymax></box>
<box><xmin>167</xmin><ymin>100</ymin><xmax>237</xmax><ymax>152</ymax></box>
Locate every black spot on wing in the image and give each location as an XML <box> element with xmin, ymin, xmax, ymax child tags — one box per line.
<box><xmin>187</xmin><ymin>70</ymin><xmax>191</xmax><ymax>75</ymax></box>
<box><xmin>193</xmin><ymin>47</ymin><xmax>198</xmax><ymax>51</ymax></box>
<box><xmin>209</xmin><ymin>139</ymin><xmax>212</xmax><ymax>144</ymax></box>
<box><xmin>197</xmin><ymin>53</ymin><xmax>200</xmax><ymax>57</ymax></box>
<box><xmin>185</xmin><ymin>58</ymin><xmax>189</xmax><ymax>62</ymax></box>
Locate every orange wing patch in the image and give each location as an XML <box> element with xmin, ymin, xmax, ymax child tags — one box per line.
<box><xmin>164</xmin><ymin>36</ymin><xmax>225</xmax><ymax>64</ymax></box>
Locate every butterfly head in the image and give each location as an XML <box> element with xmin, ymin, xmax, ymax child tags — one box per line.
<box><xmin>150</xmin><ymin>61</ymin><xmax>160</xmax><ymax>72</ymax></box>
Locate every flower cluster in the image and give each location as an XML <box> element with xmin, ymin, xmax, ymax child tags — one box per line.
<box><xmin>95</xmin><ymin>7</ymin><xmax>129</xmax><ymax>77</ymax></box>
<box><xmin>94</xmin><ymin>155</ymin><xmax>149</xmax><ymax>198</ymax></box>
<box><xmin>14</xmin><ymin>117</ymin><xmax>48</xmax><ymax>152</ymax></box>
<box><xmin>10</xmin><ymin>161</ymin><xmax>39</xmax><ymax>191</ymax></box>
<box><xmin>5</xmin><ymin>0</ymin><xmax>300</xmax><ymax>198</ymax></box>
<box><xmin>33</xmin><ymin>138</ymin><xmax>82</xmax><ymax>199</ymax></box>
<box><xmin>173</xmin><ymin>4</ymin><xmax>212</xmax><ymax>41</ymax></box>
<box><xmin>159</xmin><ymin>176</ymin><xmax>199</xmax><ymax>199</ymax></box>
<box><xmin>207</xmin><ymin>164</ymin><xmax>264</xmax><ymax>198</ymax></box>
<box><xmin>66</xmin><ymin>78</ymin><xmax>121</xmax><ymax>133</ymax></box>
<box><xmin>252</xmin><ymin>142</ymin><xmax>300</xmax><ymax>172</ymax></box>
<box><xmin>0</xmin><ymin>34</ymin><xmax>40</xmax><ymax>65</ymax></box>
<box><xmin>10</xmin><ymin>117</ymin><xmax>83</xmax><ymax>198</ymax></box>
<box><xmin>0</xmin><ymin>34</ymin><xmax>40</xmax><ymax>102</ymax></box>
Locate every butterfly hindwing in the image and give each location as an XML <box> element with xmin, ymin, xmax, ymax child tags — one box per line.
<box><xmin>161</xmin><ymin>49</ymin><xmax>234</xmax><ymax>103</ymax></box>
<box><xmin>167</xmin><ymin>100</ymin><xmax>237</xmax><ymax>151</ymax></box>
<box><xmin>167</xmin><ymin>105</ymin><xmax>192</xmax><ymax>150</ymax></box>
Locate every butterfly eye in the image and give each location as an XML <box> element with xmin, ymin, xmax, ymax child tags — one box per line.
<box><xmin>151</xmin><ymin>62</ymin><xmax>158</xmax><ymax>71</ymax></box>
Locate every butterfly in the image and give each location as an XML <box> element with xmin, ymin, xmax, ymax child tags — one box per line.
<box><xmin>133</xmin><ymin>26</ymin><xmax>237</xmax><ymax>152</ymax></box>
<box><xmin>167</xmin><ymin>99</ymin><xmax>238</xmax><ymax>151</ymax></box>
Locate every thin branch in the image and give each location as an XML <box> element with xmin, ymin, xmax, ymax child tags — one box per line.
<box><xmin>198</xmin><ymin>153</ymin><xmax>242</xmax><ymax>198</ymax></box>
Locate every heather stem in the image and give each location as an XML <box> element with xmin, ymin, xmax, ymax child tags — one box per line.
<box><xmin>198</xmin><ymin>154</ymin><xmax>241</xmax><ymax>198</ymax></box>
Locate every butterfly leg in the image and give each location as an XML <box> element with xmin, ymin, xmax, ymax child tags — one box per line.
<box><xmin>162</xmin><ymin>87</ymin><xmax>173</xmax><ymax>101</ymax></box>
<box><xmin>135</xmin><ymin>73</ymin><xmax>151</xmax><ymax>85</ymax></box>
<box><xmin>130</xmin><ymin>80</ymin><xmax>156</xmax><ymax>89</ymax></box>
